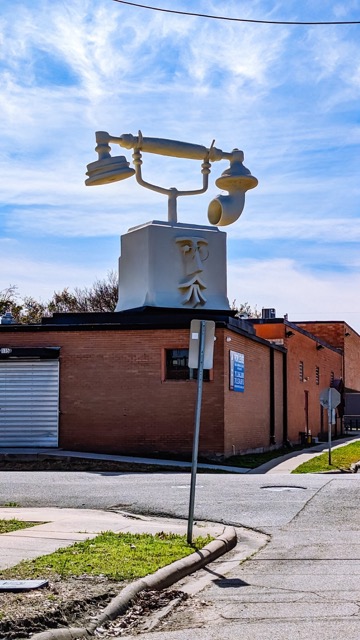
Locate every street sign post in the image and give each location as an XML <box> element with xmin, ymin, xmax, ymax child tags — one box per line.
<box><xmin>319</xmin><ymin>387</ymin><xmax>341</xmax><ymax>411</ymax></box>
<box><xmin>187</xmin><ymin>320</ymin><xmax>215</xmax><ymax>544</ymax></box>
<box><xmin>188</xmin><ymin>319</ymin><xmax>215</xmax><ymax>370</ymax></box>
<box><xmin>320</xmin><ymin>387</ymin><xmax>341</xmax><ymax>465</ymax></box>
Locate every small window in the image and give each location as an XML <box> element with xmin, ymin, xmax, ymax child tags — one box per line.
<box><xmin>330</xmin><ymin>371</ymin><xmax>335</xmax><ymax>385</ymax></box>
<box><xmin>299</xmin><ymin>361</ymin><xmax>304</xmax><ymax>382</ymax></box>
<box><xmin>189</xmin><ymin>367</ymin><xmax>210</xmax><ymax>381</ymax></box>
<box><xmin>165</xmin><ymin>349</ymin><xmax>209</xmax><ymax>381</ymax></box>
<box><xmin>166</xmin><ymin>349</ymin><xmax>188</xmax><ymax>380</ymax></box>
<box><xmin>315</xmin><ymin>366</ymin><xmax>320</xmax><ymax>385</ymax></box>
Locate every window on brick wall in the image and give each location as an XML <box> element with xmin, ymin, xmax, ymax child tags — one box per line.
<box><xmin>330</xmin><ymin>371</ymin><xmax>335</xmax><ymax>385</ymax></box>
<box><xmin>165</xmin><ymin>349</ymin><xmax>210</xmax><ymax>381</ymax></box>
<box><xmin>299</xmin><ymin>361</ymin><xmax>304</xmax><ymax>382</ymax></box>
<box><xmin>315</xmin><ymin>366</ymin><xmax>320</xmax><ymax>385</ymax></box>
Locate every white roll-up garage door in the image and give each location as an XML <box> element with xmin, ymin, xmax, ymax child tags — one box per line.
<box><xmin>0</xmin><ymin>360</ymin><xmax>59</xmax><ymax>447</ymax></box>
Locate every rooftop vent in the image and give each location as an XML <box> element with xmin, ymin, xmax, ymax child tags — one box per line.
<box><xmin>0</xmin><ymin>312</ymin><xmax>16</xmax><ymax>325</ymax></box>
<box><xmin>262</xmin><ymin>308</ymin><xmax>276</xmax><ymax>320</ymax></box>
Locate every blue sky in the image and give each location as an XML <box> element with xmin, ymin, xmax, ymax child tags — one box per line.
<box><xmin>1</xmin><ymin>0</ymin><xmax>360</xmax><ymax>329</ymax></box>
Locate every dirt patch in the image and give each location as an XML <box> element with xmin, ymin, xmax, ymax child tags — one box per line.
<box><xmin>94</xmin><ymin>589</ymin><xmax>187</xmax><ymax>637</ymax></box>
<box><xmin>0</xmin><ymin>456</ymin><xmax>186</xmax><ymax>473</ymax></box>
<box><xmin>0</xmin><ymin>456</ymin><xmax>224</xmax><ymax>474</ymax></box>
<box><xmin>0</xmin><ymin>574</ymin><xmax>186</xmax><ymax>639</ymax></box>
<box><xmin>0</xmin><ymin>575</ymin><xmax>119</xmax><ymax>639</ymax></box>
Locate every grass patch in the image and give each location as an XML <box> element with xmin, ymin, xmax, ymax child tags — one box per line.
<box><xmin>0</xmin><ymin>518</ymin><xmax>38</xmax><ymax>534</ymax></box>
<box><xmin>224</xmin><ymin>446</ymin><xmax>304</xmax><ymax>469</ymax></box>
<box><xmin>292</xmin><ymin>441</ymin><xmax>360</xmax><ymax>474</ymax></box>
<box><xmin>1</xmin><ymin>531</ymin><xmax>213</xmax><ymax>581</ymax></box>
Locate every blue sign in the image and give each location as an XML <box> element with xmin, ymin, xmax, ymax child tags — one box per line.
<box><xmin>230</xmin><ymin>351</ymin><xmax>244</xmax><ymax>392</ymax></box>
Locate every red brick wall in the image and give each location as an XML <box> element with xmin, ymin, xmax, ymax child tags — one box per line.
<box><xmin>222</xmin><ymin>330</ymin><xmax>283</xmax><ymax>455</ymax></box>
<box><xmin>254</xmin><ymin>322</ymin><xmax>342</xmax><ymax>441</ymax></box>
<box><xmin>343</xmin><ymin>330</ymin><xmax>360</xmax><ymax>392</ymax></box>
<box><xmin>274</xmin><ymin>350</ymin><xmax>284</xmax><ymax>444</ymax></box>
<box><xmin>296</xmin><ymin>322</ymin><xmax>345</xmax><ymax>349</ymax></box>
<box><xmin>285</xmin><ymin>332</ymin><xmax>342</xmax><ymax>440</ymax></box>
<box><xmin>0</xmin><ymin>328</ymin><xmax>225</xmax><ymax>457</ymax></box>
<box><xmin>0</xmin><ymin>324</ymin><xmax>286</xmax><ymax>458</ymax></box>
<box><xmin>296</xmin><ymin>322</ymin><xmax>360</xmax><ymax>392</ymax></box>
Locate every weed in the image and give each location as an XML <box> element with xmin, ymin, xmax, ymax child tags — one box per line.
<box><xmin>1</xmin><ymin>532</ymin><xmax>213</xmax><ymax>581</ymax></box>
<box><xmin>292</xmin><ymin>441</ymin><xmax>360</xmax><ymax>474</ymax></box>
<box><xmin>0</xmin><ymin>519</ymin><xmax>39</xmax><ymax>534</ymax></box>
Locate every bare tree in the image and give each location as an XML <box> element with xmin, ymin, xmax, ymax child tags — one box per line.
<box><xmin>2</xmin><ymin>275</ymin><xmax>259</xmax><ymax>324</ymax></box>
<box><xmin>0</xmin><ymin>272</ymin><xmax>119</xmax><ymax>323</ymax></box>
<box><xmin>0</xmin><ymin>285</ymin><xmax>23</xmax><ymax>321</ymax></box>
<box><xmin>48</xmin><ymin>271</ymin><xmax>118</xmax><ymax>314</ymax></box>
<box><xmin>231</xmin><ymin>300</ymin><xmax>261</xmax><ymax>318</ymax></box>
<box><xmin>75</xmin><ymin>270</ymin><xmax>118</xmax><ymax>312</ymax></box>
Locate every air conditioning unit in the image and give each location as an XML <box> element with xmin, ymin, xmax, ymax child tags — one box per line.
<box><xmin>0</xmin><ymin>312</ymin><xmax>16</xmax><ymax>325</ymax></box>
<box><xmin>262</xmin><ymin>308</ymin><xmax>276</xmax><ymax>320</ymax></box>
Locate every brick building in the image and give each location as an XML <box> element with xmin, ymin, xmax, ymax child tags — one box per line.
<box><xmin>295</xmin><ymin>321</ymin><xmax>360</xmax><ymax>430</ymax></box>
<box><xmin>295</xmin><ymin>321</ymin><xmax>360</xmax><ymax>392</ymax></box>
<box><xmin>2</xmin><ymin>308</ymin><xmax>356</xmax><ymax>456</ymax></box>
<box><xmin>0</xmin><ymin>309</ymin><xmax>286</xmax><ymax>458</ymax></box>
<box><xmin>251</xmin><ymin>317</ymin><xmax>343</xmax><ymax>442</ymax></box>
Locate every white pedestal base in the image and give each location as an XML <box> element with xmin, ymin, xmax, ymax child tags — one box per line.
<box><xmin>115</xmin><ymin>220</ymin><xmax>230</xmax><ymax>311</ymax></box>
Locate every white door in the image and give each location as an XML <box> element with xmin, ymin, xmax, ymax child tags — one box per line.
<box><xmin>0</xmin><ymin>360</ymin><xmax>59</xmax><ymax>447</ymax></box>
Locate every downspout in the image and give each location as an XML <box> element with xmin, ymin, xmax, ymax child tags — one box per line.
<box><xmin>282</xmin><ymin>351</ymin><xmax>288</xmax><ymax>445</ymax></box>
<box><xmin>270</xmin><ymin>348</ymin><xmax>275</xmax><ymax>445</ymax></box>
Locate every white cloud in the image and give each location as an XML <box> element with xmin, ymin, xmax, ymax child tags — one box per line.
<box><xmin>228</xmin><ymin>257</ymin><xmax>360</xmax><ymax>333</ymax></box>
<box><xmin>227</xmin><ymin>214</ymin><xmax>360</xmax><ymax>243</ymax></box>
<box><xmin>183</xmin><ymin>18</ymin><xmax>289</xmax><ymax>89</ymax></box>
<box><xmin>0</xmin><ymin>239</ymin><xmax>114</xmax><ymax>300</ymax></box>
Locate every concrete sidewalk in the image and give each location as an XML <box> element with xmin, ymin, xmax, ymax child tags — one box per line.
<box><xmin>0</xmin><ymin>509</ymin><xmax>249</xmax><ymax>640</ymax></box>
<box><xmin>250</xmin><ymin>434</ymin><xmax>360</xmax><ymax>474</ymax></box>
<box><xmin>115</xmin><ymin>476</ymin><xmax>360</xmax><ymax>640</ymax></box>
<box><xmin>0</xmin><ymin>433</ymin><xmax>359</xmax><ymax>478</ymax></box>
<box><xmin>0</xmin><ymin>507</ymin><xmax>226</xmax><ymax>570</ymax></box>
<box><xmin>0</xmin><ymin>448</ymin><xmax>249</xmax><ymax>474</ymax></box>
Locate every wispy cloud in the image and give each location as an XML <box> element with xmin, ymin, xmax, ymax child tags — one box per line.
<box><xmin>228</xmin><ymin>257</ymin><xmax>360</xmax><ymax>328</ymax></box>
<box><xmin>1</xmin><ymin>0</ymin><xmax>360</xmax><ymax>329</ymax></box>
<box><xmin>228</xmin><ymin>215</ymin><xmax>360</xmax><ymax>243</ymax></box>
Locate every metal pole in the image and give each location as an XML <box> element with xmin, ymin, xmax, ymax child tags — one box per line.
<box><xmin>328</xmin><ymin>388</ymin><xmax>332</xmax><ymax>466</ymax></box>
<box><xmin>167</xmin><ymin>189</ymin><xmax>178</xmax><ymax>224</ymax></box>
<box><xmin>187</xmin><ymin>320</ymin><xmax>206</xmax><ymax>545</ymax></box>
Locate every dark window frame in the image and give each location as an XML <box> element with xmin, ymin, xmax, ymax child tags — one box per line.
<box><xmin>164</xmin><ymin>348</ymin><xmax>210</xmax><ymax>381</ymax></box>
<box><xmin>299</xmin><ymin>361</ymin><xmax>304</xmax><ymax>382</ymax></box>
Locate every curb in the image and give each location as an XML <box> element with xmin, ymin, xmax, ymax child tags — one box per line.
<box><xmin>29</xmin><ymin>526</ymin><xmax>237</xmax><ymax>640</ymax></box>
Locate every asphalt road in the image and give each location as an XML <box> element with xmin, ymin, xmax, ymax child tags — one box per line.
<box><xmin>2</xmin><ymin>471</ymin><xmax>360</xmax><ymax>638</ymax></box>
<box><xmin>1</xmin><ymin>471</ymin><xmax>359</xmax><ymax>532</ymax></box>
